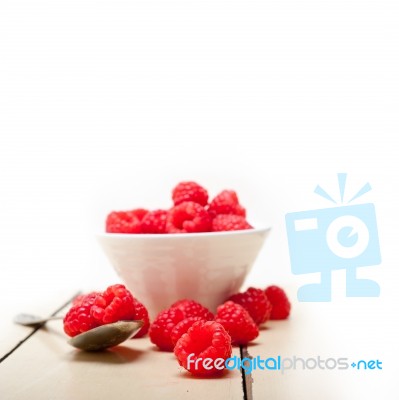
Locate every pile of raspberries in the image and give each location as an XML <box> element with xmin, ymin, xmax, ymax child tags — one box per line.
<box><xmin>64</xmin><ymin>284</ymin><xmax>291</xmax><ymax>377</ymax></box>
<box><xmin>106</xmin><ymin>181</ymin><xmax>253</xmax><ymax>234</ymax></box>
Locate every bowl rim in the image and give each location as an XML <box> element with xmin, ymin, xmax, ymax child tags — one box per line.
<box><xmin>96</xmin><ymin>225</ymin><xmax>271</xmax><ymax>239</ymax></box>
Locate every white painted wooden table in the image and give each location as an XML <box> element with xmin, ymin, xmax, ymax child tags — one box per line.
<box><xmin>0</xmin><ymin>289</ymin><xmax>394</xmax><ymax>400</ymax></box>
<box><xmin>0</xmin><ymin>291</ymin><xmax>245</xmax><ymax>400</ymax></box>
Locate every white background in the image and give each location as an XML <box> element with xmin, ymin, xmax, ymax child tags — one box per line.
<box><xmin>1</xmin><ymin>1</ymin><xmax>398</xmax><ymax>398</ymax></box>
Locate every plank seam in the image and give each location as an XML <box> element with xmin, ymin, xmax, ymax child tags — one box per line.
<box><xmin>240</xmin><ymin>345</ymin><xmax>253</xmax><ymax>400</ymax></box>
<box><xmin>0</xmin><ymin>291</ymin><xmax>81</xmax><ymax>363</ymax></box>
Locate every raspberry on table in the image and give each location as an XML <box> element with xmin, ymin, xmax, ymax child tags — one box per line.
<box><xmin>132</xmin><ymin>298</ymin><xmax>150</xmax><ymax>338</ymax></box>
<box><xmin>149</xmin><ymin>299</ymin><xmax>214</xmax><ymax>351</ymax></box>
<box><xmin>265</xmin><ymin>285</ymin><xmax>291</xmax><ymax>320</ymax></box>
<box><xmin>215</xmin><ymin>301</ymin><xmax>259</xmax><ymax>345</ymax></box>
<box><xmin>171</xmin><ymin>316</ymin><xmax>204</xmax><ymax>346</ymax></box>
<box><xmin>208</xmin><ymin>190</ymin><xmax>246</xmax><ymax>217</ymax></box>
<box><xmin>174</xmin><ymin>320</ymin><xmax>232</xmax><ymax>376</ymax></box>
<box><xmin>212</xmin><ymin>214</ymin><xmax>252</xmax><ymax>232</ymax></box>
<box><xmin>172</xmin><ymin>181</ymin><xmax>209</xmax><ymax>206</ymax></box>
<box><xmin>106</xmin><ymin>211</ymin><xmax>142</xmax><ymax>234</ymax></box>
<box><xmin>72</xmin><ymin>292</ymin><xmax>99</xmax><ymax>307</ymax></box>
<box><xmin>166</xmin><ymin>201</ymin><xmax>212</xmax><ymax>233</ymax></box>
<box><xmin>171</xmin><ymin>299</ymin><xmax>214</xmax><ymax>321</ymax></box>
<box><xmin>64</xmin><ymin>284</ymin><xmax>138</xmax><ymax>337</ymax></box>
<box><xmin>228</xmin><ymin>287</ymin><xmax>272</xmax><ymax>325</ymax></box>
<box><xmin>129</xmin><ymin>208</ymin><xmax>149</xmax><ymax>221</ymax></box>
<box><xmin>141</xmin><ymin>209</ymin><xmax>168</xmax><ymax>234</ymax></box>
<box><xmin>149</xmin><ymin>307</ymin><xmax>186</xmax><ymax>351</ymax></box>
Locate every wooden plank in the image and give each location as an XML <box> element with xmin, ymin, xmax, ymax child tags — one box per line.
<box><xmin>0</xmin><ymin>303</ymin><xmax>244</xmax><ymax>400</ymax></box>
<box><xmin>248</xmin><ymin>303</ymin><xmax>390</xmax><ymax>400</ymax></box>
<box><xmin>0</xmin><ymin>289</ymin><xmax>80</xmax><ymax>359</ymax></box>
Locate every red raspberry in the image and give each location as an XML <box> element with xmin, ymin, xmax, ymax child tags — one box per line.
<box><xmin>208</xmin><ymin>190</ymin><xmax>246</xmax><ymax>217</ymax></box>
<box><xmin>174</xmin><ymin>320</ymin><xmax>232</xmax><ymax>376</ymax></box>
<box><xmin>141</xmin><ymin>209</ymin><xmax>168</xmax><ymax>234</ymax></box>
<box><xmin>212</xmin><ymin>214</ymin><xmax>252</xmax><ymax>232</ymax></box>
<box><xmin>64</xmin><ymin>284</ymin><xmax>137</xmax><ymax>337</ymax></box>
<box><xmin>265</xmin><ymin>285</ymin><xmax>291</xmax><ymax>320</ymax></box>
<box><xmin>215</xmin><ymin>301</ymin><xmax>259</xmax><ymax>345</ymax></box>
<box><xmin>149</xmin><ymin>307</ymin><xmax>185</xmax><ymax>351</ymax></box>
<box><xmin>129</xmin><ymin>208</ymin><xmax>149</xmax><ymax>221</ymax></box>
<box><xmin>171</xmin><ymin>316</ymin><xmax>203</xmax><ymax>346</ymax></box>
<box><xmin>172</xmin><ymin>181</ymin><xmax>208</xmax><ymax>206</ymax></box>
<box><xmin>106</xmin><ymin>211</ymin><xmax>142</xmax><ymax>233</ymax></box>
<box><xmin>166</xmin><ymin>202</ymin><xmax>212</xmax><ymax>233</ymax></box>
<box><xmin>171</xmin><ymin>299</ymin><xmax>214</xmax><ymax>321</ymax></box>
<box><xmin>228</xmin><ymin>287</ymin><xmax>272</xmax><ymax>325</ymax></box>
<box><xmin>132</xmin><ymin>298</ymin><xmax>150</xmax><ymax>338</ymax></box>
<box><xmin>72</xmin><ymin>292</ymin><xmax>99</xmax><ymax>307</ymax></box>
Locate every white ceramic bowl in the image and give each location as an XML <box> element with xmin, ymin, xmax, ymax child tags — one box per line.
<box><xmin>96</xmin><ymin>226</ymin><xmax>270</xmax><ymax>318</ymax></box>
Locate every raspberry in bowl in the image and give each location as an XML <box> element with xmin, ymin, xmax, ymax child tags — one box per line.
<box><xmin>96</xmin><ymin>181</ymin><xmax>270</xmax><ymax>318</ymax></box>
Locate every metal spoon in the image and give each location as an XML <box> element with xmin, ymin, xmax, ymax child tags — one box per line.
<box><xmin>68</xmin><ymin>320</ymin><xmax>143</xmax><ymax>351</ymax></box>
<box><xmin>14</xmin><ymin>313</ymin><xmax>143</xmax><ymax>351</ymax></box>
<box><xmin>14</xmin><ymin>313</ymin><xmax>64</xmax><ymax>327</ymax></box>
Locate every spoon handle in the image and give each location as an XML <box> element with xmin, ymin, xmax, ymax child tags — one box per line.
<box><xmin>14</xmin><ymin>313</ymin><xmax>64</xmax><ymax>327</ymax></box>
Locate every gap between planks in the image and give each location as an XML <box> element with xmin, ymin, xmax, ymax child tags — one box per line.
<box><xmin>240</xmin><ymin>346</ymin><xmax>253</xmax><ymax>400</ymax></box>
<box><xmin>0</xmin><ymin>291</ymin><xmax>81</xmax><ymax>363</ymax></box>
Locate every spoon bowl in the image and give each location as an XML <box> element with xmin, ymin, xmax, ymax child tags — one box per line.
<box><xmin>14</xmin><ymin>313</ymin><xmax>143</xmax><ymax>351</ymax></box>
<box><xmin>68</xmin><ymin>320</ymin><xmax>144</xmax><ymax>351</ymax></box>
